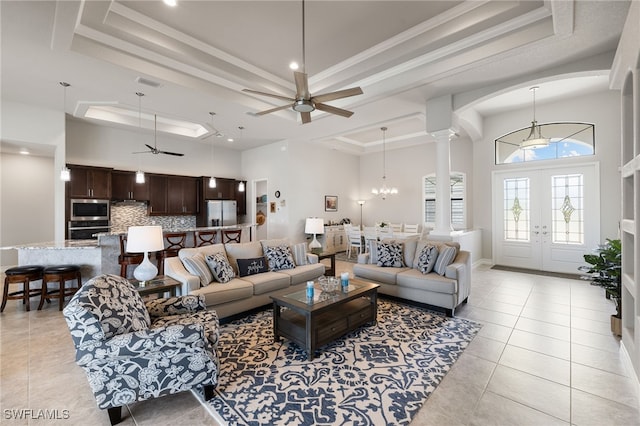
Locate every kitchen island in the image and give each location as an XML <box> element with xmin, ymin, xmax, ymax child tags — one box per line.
<box><xmin>6</xmin><ymin>223</ymin><xmax>256</xmax><ymax>283</ymax></box>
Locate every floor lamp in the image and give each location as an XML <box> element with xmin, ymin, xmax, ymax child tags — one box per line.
<box><xmin>357</xmin><ymin>200</ymin><xmax>366</xmax><ymax>230</ymax></box>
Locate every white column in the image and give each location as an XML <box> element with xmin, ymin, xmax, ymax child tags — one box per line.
<box><xmin>430</xmin><ymin>129</ymin><xmax>456</xmax><ymax>237</ymax></box>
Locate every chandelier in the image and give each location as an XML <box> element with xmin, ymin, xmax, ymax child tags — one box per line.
<box><xmin>371</xmin><ymin>126</ymin><xmax>398</xmax><ymax>199</ymax></box>
<box><xmin>520</xmin><ymin>86</ymin><xmax>549</xmax><ymax>149</ymax></box>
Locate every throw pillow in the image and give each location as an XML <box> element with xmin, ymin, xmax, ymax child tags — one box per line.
<box><xmin>434</xmin><ymin>246</ymin><xmax>457</xmax><ymax>276</ymax></box>
<box><xmin>291</xmin><ymin>242</ymin><xmax>308</xmax><ymax>266</ymax></box>
<box><xmin>237</xmin><ymin>257</ymin><xmax>268</xmax><ymax>277</ymax></box>
<box><xmin>205</xmin><ymin>252</ymin><xmax>235</xmax><ymax>283</ymax></box>
<box><xmin>264</xmin><ymin>245</ymin><xmax>296</xmax><ymax>271</ymax></box>
<box><xmin>376</xmin><ymin>242</ymin><xmax>404</xmax><ymax>267</ymax></box>
<box><xmin>182</xmin><ymin>253</ymin><xmax>213</xmax><ymax>287</ymax></box>
<box><xmin>369</xmin><ymin>241</ymin><xmax>379</xmax><ymax>264</ymax></box>
<box><xmin>416</xmin><ymin>245</ymin><xmax>439</xmax><ymax>274</ymax></box>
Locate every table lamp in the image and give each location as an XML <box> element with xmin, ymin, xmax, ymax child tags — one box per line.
<box><xmin>126</xmin><ymin>225</ymin><xmax>164</xmax><ymax>283</ymax></box>
<box><xmin>305</xmin><ymin>218</ymin><xmax>324</xmax><ymax>253</ymax></box>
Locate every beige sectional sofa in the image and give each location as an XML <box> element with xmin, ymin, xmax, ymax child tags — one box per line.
<box><xmin>164</xmin><ymin>239</ymin><xmax>325</xmax><ymax>319</ymax></box>
<box><xmin>352</xmin><ymin>238</ymin><xmax>470</xmax><ymax>316</ymax></box>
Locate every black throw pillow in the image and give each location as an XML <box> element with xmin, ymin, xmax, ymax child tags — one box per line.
<box><xmin>237</xmin><ymin>257</ymin><xmax>268</xmax><ymax>277</ymax></box>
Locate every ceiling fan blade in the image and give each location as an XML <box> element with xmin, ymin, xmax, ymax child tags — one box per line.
<box><xmin>312</xmin><ymin>87</ymin><xmax>363</xmax><ymax>103</ymax></box>
<box><xmin>294</xmin><ymin>71</ymin><xmax>310</xmax><ymax>99</ymax></box>
<box><xmin>132</xmin><ymin>150</ymin><xmax>152</xmax><ymax>154</ymax></box>
<box><xmin>242</xmin><ymin>88</ymin><xmax>295</xmax><ymax>103</ymax></box>
<box><xmin>145</xmin><ymin>144</ymin><xmax>156</xmax><ymax>151</ymax></box>
<box><xmin>315</xmin><ymin>102</ymin><xmax>354</xmax><ymax>118</ymax></box>
<box><xmin>159</xmin><ymin>150</ymin><xmax>184</xmax><ymax>157</ymax></box>
<box><xmin>300</xmin><ymin>112</ymin><xmax>312</xmax><ymax>124</ymax></box>
<box><xmin>255</xmin><ymin>104</ymin><xmax>293</xmax><ymax>116</ymax></box>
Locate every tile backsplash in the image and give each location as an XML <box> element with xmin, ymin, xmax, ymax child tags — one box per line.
<box><xmin>110</xmin><ymin>203</ymin><xmax>196</xmax><ymax>234</ymax></box>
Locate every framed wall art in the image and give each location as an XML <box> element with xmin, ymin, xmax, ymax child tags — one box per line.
<box><xmin>325</xmin><ymin>195</ymin><xmax>338</xmax><ymax>212</ymax></box>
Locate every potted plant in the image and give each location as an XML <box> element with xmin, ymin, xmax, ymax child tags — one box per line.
<box><xmin>579</xmin><ymin>238</ymin><xmax>622</xmax><ymax>336</ymax></box>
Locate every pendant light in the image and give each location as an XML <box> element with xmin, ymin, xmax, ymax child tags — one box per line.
<box><xmin>208</xmin><ymin>112</ymin><xmax>216</xmax><ymax>189</ymax></box>
<box><xmin>59</xmin><ymin>82</ymin><xmax>71</xmax><ymax>181</ymax></box>
<box><xmin>371</xmin><ymin>127</ymin><xmax>398</xmax><ymax>200</ymax></box>
<box><xmin>135</xmin><ymin>92</ymin><xmax>146</xmax><ymax>183</ymax></box>
<box><xmin>520</xmin><ymin>86</ymin><xmax>549</xmax><ymax>149</ymax></box>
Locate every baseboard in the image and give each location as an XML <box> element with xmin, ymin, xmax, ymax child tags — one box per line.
<box><xmin>620</xmin><ymin>341</ymin><xmax>640</xmax><ymax>409</ymax></box>
<box><xmin>473</xmin><ymin>258</ymin><xmax>493</xmax><ymax>268</ymax></box>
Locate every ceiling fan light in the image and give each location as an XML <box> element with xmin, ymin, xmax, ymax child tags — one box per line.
<box><xmin>209</xmin><ymin>177</ymin><xmax>216</xmax><ymax>188</ymax></box>
<box><xmin>292</xmin><ymin>99</ymin><xmax>315</xmax><ymax>113</ymax></box>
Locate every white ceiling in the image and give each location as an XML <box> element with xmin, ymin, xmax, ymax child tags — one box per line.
<box><xmin>0</xmin><ymin>0</ymin><xmax>631</xmax><ymax>157</ymax></box>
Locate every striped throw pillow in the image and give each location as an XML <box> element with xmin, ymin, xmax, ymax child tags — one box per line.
<box><xmin>433</xmin><ymin>246</ymin><xmax>457</xmax><ymax>276</ymax></box>
<box><xmin>291</xmin><ymin>242</ymin><xmax>308</xmax><ymax>266</ymax></box>
<box><xmin>182</xmin><ymin>253</ymin><xmax>213</xmax><ymax>287</ymax></box>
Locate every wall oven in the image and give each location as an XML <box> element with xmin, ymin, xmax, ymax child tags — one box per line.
<box><xmin>68</xmin><ymin>199</ymin><xmax>111</xmax><ymax>239</ymax></box>
<box><xmin>68</xmin><ymin>220</ymin><xmax>111</xmax><ymax>240</ymax></box>
<box><xmin>70</xmin><ymin>198</ymin><xmax>110</xmax><ymax>221</ymax></box>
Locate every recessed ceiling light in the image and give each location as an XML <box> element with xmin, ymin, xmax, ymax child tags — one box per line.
<box><xmin>289</xmin><ymin>62</ymin><xmax>299</xmax><ymax>70</ymax></box>
<box><xmin>227</xmin><ymin>138</ymin><xmax>234</xmax><ymax>143</ymax></box>
<box><xmin>19</xmin><ymin>148</ymin><xmax>29</xmax><ymax>155</ymax></box>
<box><xmin>163</xmin><ymin>0</ymin><xmax>177</xmax><ymax>7</ymax></box>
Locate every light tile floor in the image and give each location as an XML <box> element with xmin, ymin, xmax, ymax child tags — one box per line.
<box><xmin>1</xmin><ymin>263</ymin><xmax>638</xmax><ymax>425</ymax></box>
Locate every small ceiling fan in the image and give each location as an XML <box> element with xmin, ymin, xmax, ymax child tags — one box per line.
<box><xmin>133</xmin><ymin>114</ymin><xmax>184</xmax><ymax>157</ymax></box>
<box><xmin>243</xmin><ymin>0</ymin><xmax>363</xmax><ymax>124</ymax></box>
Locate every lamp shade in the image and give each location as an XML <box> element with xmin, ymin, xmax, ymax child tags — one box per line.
<box><xmin>305</xmin><ymin>218</ymin><xmax>324</xmax><ymax>235</ymax></box>
<box><xmin>126</xmin><ymin>226</ymin><xmax>164</xmax><ymax>253</ymax></box>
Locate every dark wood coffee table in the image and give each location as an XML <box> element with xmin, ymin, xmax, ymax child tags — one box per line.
<box><xmin>270</xmin><ymin>279</ymin><xmax>379</xmax><ymax>360</ymax></box>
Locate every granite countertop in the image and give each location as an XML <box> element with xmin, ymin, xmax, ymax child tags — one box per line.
<box><xmin>98</xmin><ymin>223</ymin><xmax>256</xmax><ymax>237</ymax></box>
<box><xmin>6</xmin><ymin>240</ymin><xmax>100</xmax><ymax>250</ymax></box>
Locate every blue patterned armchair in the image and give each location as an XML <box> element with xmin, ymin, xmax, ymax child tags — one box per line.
<box><xmin>63</xmin><ymin>274</ymin><xmax>219</xmax><ymax>425</ymax></box>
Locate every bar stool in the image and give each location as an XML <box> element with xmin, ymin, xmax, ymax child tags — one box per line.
<box><xmin>156</xmin><ymin>232</ymin><xmax>187</xmax><ymax>275</ymax></box>
<box><xmin>118</xmin><ymin>234</ymin><xmax>144</xmax><ymax>278</ymax></box>
<box><xmin>38</xmin><ymin>265</ymin><xmax>82</xmax><ymax>311</ymax></box>
<box><xmin>222</xmin><ymin>229</ymin><xmax>242</xmax><ymax>244</ymax></box>
<box><xmin>1</xmin><ymin>265</ymin><xmax>44</xmax><ymax>312</ymax></box>
<box><xmin>194</xmin><ymin>230</ymin><xmax>218</xmax><ymax>247</ymax></box>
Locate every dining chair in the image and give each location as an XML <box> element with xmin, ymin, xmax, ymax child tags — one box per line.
<box><xmin>363</xmin><ymin>226</ymin><xmax>378</xmax><ymax>253</ymax></box>
<box><xmin>346</xmin><ymin>229</ymin><xmax>364</xmax><ymax>259</ymax></box>
<box><xmin>389</xmin><ymin>223</ymin><xmax>403</xmax><ymax>233</ymax></box>
<box><xmin>403</xmin><ymin>224</ymin><xmax>420</xmax><ymax>233</ymax></box>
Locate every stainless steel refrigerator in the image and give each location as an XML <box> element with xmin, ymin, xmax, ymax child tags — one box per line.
<box><xmin>207</xmin><ymin>200</ymin><xmax>237</xmax><ymax>226</ymax></box>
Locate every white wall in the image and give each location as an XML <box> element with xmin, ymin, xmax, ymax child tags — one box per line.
<box><xmin>241</xmin><ymin>139</ymin><xmax>361</xmax><ymax>244</ymax></box>
<box><xmin>0</xmin><ymin>153</ymin><xmax>55</xmax><ymax>267</ymax></box>
<box><xmin>359</xmin><ymin>136</ymin><xmax>474</xmax><ymax>229</ymax></box>
<box><xmin>0</xmin><ymin>101</ymin><xmax>64</xmax><ymax>269</ymax></box>
<box><xmin>472</xmin><ymin>89</ymin><xmax>622</xmax><ymax>261</ymax></box>
<box><xmin>66</xmin><ymin>118</ymin><xmax>242</xmax><ymax>178</ymax></box>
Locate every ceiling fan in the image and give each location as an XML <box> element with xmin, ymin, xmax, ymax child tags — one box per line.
<box><xmin>242</xmin><ymin>0</ymin><xmax>363</xmax><ymax>124</ymax></box>
<box><xmin>133</xmin><ymin>114</ymin><xmax>184</xmax><ymax>157</ymax></box>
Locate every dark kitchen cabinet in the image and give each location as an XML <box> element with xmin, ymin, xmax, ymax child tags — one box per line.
<box><xmin>67</xmin><ymin>165</ymin><xmax>112</xmax><ymax>199</ymax></box>
<box><xmin>111</xmin><ymin>171</ymin><xmax>149</xmax><ymax>201</ymax></box>
<box><xmin>203</xmin><ymin>177</ymin><xmax>236</xmax><ymax>200</ymax></box>
<box><xmin>148</xmin><ymin>174</ymin><xmax>168</xmax><ymax>215</ymax></box>
<box><xmin>167</xmin><ymin>176</ymin><xmax>198</xmax><ymax>215</ymax></box>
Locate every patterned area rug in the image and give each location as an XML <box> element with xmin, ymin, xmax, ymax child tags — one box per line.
<box><xmin>202</xmin><ymin>300</ymin><xmax>481</xmax><ymax>426</ymax></box>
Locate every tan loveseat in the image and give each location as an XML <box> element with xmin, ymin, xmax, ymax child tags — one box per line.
<box><xmin>164</xmin><ymin>239</ymin><xmax>325</xmax><ymax>319</ymax></box>
<box><xmin>353</xmin><ymin>238</ymin><xmax>470</xmax><ymax>316</ymax></box>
